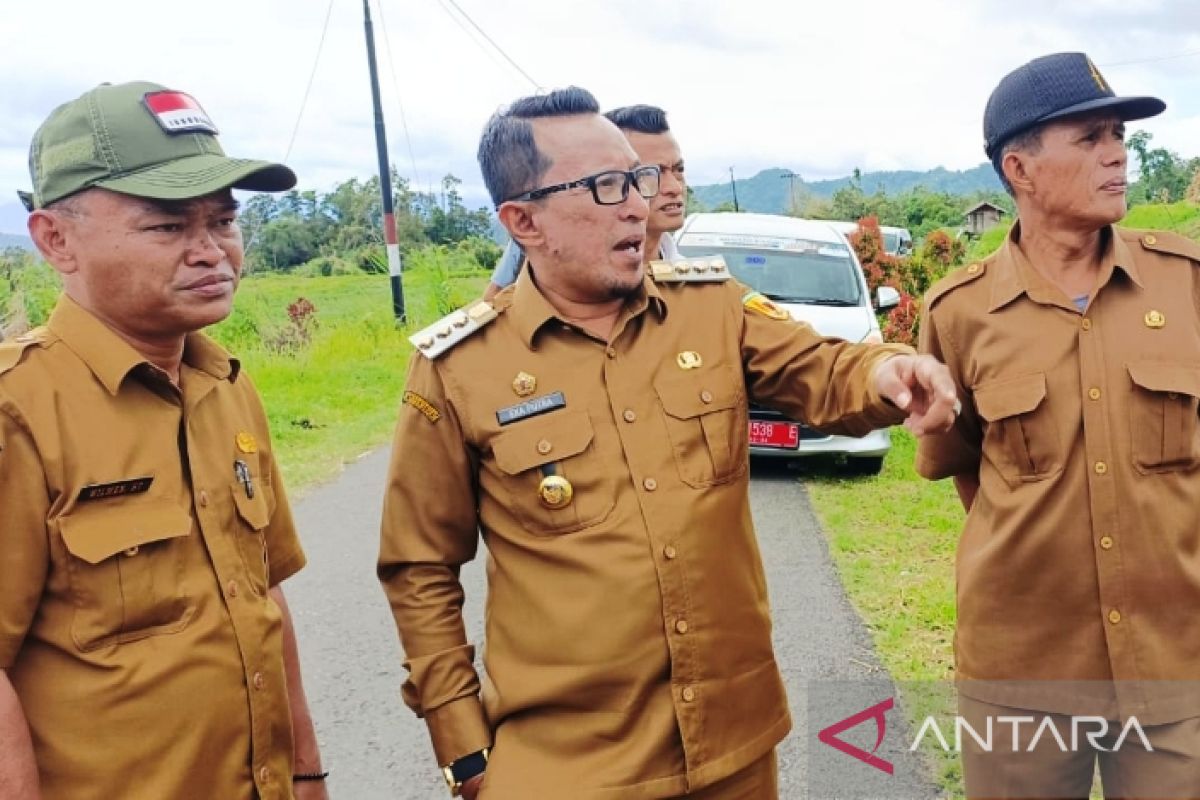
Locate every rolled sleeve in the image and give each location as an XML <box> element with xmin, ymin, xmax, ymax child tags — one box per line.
<box><xmin>0</xmin><ymin>405</ymin><xmax>49</xmax><ymax>669</ymax></box>
<box><xmin>378</xmin><ymin>354</ymin><xmax>490</xmax><ymax>764</ymax></box>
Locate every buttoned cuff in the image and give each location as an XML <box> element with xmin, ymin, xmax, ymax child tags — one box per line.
<box><xmin>424</xmin><ymin>695</ymin><xmax>493</xmax><ymax>767</ymax></box>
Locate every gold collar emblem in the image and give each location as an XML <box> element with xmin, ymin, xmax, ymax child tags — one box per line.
<box><xmin>676</xmin><ymin>351</ymin><xmax>703</xmax><ymax>370</ymax></box>
<box><xmin>235</xmin><ymin>432</ymin><xmax>258</xmax><ymax>454</ymax></box>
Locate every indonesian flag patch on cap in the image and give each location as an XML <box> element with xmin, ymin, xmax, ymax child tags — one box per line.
<box><xmin>142</xmin><ymin>90</ymin><xmax>219</xmax><ymax>135</ymax></box>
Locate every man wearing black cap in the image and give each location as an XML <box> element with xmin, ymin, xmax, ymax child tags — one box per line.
<box><xmin>917</xmin><ymin>52</ymin><xmax>1200</xmax><ymax>797</ymax></box>
<box><xmin>0</xmin><ymin>82</ymin><xmax>327</xmax><ymax>799</ymax></box>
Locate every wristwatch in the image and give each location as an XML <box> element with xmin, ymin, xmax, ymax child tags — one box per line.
<box><xmin>441</xmin><ymin>748</ymin><xmax>490</xmax><ymax>796</ymax></box>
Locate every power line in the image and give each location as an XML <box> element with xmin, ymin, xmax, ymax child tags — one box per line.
<box><xmin>283</xmin><ymin>0</ymin><xmax>338</xmax><ymax>162</ymax></box>
<box><xmin>442</xmin><ymin>0</ymin><xmax>541</xmax><ymax>90</ymax></box>
<box><xmin>374</xmin><ymin>0</ymin><xmax>424</xmax><ymax>190</ymax></box>
<box><xmin>427</xmin><ymin>0</ymin><xmax>515</xmax><ymax>82</ymax></box>
<box><xmin>1099</xmin><ymin>49</ymin><xmax>1200</xmax><ymax>68</ymax></box>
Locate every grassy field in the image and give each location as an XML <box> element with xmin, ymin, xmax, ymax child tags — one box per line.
<box><xmin>207</xmin><ymin>260</ymin><xmax>490</xmax><ymax>490</ymax></box>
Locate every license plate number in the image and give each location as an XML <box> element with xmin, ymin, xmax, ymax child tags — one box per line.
<box><xmin>748</xmin><ymin>420</ymin><xmax>800</xmax><ymax>449</ymax></box>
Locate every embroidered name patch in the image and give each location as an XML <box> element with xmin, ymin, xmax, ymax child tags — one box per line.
<box><xmin>496</xmin><ymin>391</ymin><xmax>566</xmax><ymax>426</ymax></box>
<box><xmin>403</xmin><ymin>390</ymin><xmax>441</xmax><ymax>423</ymax></box>
<box><xmin>77</xmin><ymin>477</ymin><xmax>154</xmax><ymax>502</ymax></box>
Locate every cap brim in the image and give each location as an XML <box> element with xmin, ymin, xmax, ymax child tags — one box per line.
<box><xmin>95</xmin><ymin>153</ymin><xmax>297</xmax><ymax>201</ymax></box>
<box><xmin>1039</xmin><ymin>95</ymin><xmax>1166</xmax><ymax>126</ymax></box>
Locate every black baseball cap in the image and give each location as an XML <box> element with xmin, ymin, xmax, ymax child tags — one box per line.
<box><xmin>983</xmin><ymin>52</ymin><xmax>1165</xmax><ymax>158</ymax></box>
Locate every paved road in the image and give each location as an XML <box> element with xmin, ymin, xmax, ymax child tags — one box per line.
<box><xmin>286</xmin><ymin>452</ymin><xmax>938</xmax><ymax>799</ymax></box>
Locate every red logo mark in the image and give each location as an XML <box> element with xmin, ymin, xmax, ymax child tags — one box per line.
<box><xmin>817</xmin><ymin>697</ymin><xmax>894</xmax><ymax>775</ymax></box>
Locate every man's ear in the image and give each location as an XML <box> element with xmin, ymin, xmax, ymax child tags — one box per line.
<box><xmin>27</xmin><ymin>209</ymin><xmax>80</xmax><ymax>278</ymax></box>
<box><xmin>497</xmin><ymin>201</ymin><xmax>544</xmax><ymax>250</ymax></box>
<box><xmin>1003</xmin><ymin>150</ymin><xmax>1036</xmax><ymax>197</ymax></box>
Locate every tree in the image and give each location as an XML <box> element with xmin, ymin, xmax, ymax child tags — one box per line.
<box><xmin>1127</xmin><ymin>130</ymin><xmax>1200</xmax><ymax>205</ymax></box>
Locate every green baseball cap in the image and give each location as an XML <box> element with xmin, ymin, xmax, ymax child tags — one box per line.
<box><xmin>22</xmin><ymin>80</ymin><xmax>296</xmax><ymax>210</ymax></box>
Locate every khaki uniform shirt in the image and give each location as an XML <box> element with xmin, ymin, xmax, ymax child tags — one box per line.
<box><xmin>0</xmin><ymin>297</ymin><xmax>306</xmax><ymax>800</ymax></box>
<box><xmin>379</xmin><ymin>268</ymin><xmax>909</xmax><ymax>798</ymax></box>
<box><xmin>917</xmin><ymin>224</ymin><xmax>1200</xmax><ymax>724</ymax></box>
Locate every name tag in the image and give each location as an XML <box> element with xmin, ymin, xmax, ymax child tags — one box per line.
<box><xmin>77</xmin><ymin>477</ymin><xmax>154</xmax><ymax>502</ymax></box>
<box><xmin>496</xmin><ymin>391</ymin><xmax>566</xmax><ymax>426</ymax></box>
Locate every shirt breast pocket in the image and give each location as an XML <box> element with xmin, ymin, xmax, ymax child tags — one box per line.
<box><xmin>491</xmin><ymin>410</ymin><xmax>615</xmax><ymax>536</ymax></box>
<box><xmin>230</xmin><ymin>475</ymin><xmax>273</xmax><ymax>594</ymax></box>
<box><xmin>58</xmin><ymin>500</ymin><xmax>194</xmax><ymax>651</ymax></box>
<box><xmin>974</xmin><ymin>372</ymin><xmax>1062</xmax><ymax>486</ymax></box>
<box><xmin>655</xmin><ymin>371</ymin><xmax>747</xmax><ymax>488</ymax></box>
<box><xmin>1126</xmin><ymin>361</ymin><xmax>1200</xmax><ymax>474</ymax></box>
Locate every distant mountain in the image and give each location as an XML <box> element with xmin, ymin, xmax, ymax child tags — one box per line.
<box><xmin>0</xmin><ymin>233</ymin><xmax>33</xmax><ymax>251</ymax></box>
<box><xmin>691</xmin><ymin>164</ymin><xmax>1003</xmax><ymax>214</ymax></box>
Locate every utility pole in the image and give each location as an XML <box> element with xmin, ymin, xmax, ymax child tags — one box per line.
<box><xmin>780</xmin><ymin>170</ymin><xmax>800</xmax><ymax>214</ymax></box>
<box><xmin>363</xmin><ymin>0</ymin><xmax>406</xmax><ymax>323</ymax></box>
<box><xmin>728</xmin><ymin>167</ymin><xmax>740</xmax><ymax>213</ymax></box>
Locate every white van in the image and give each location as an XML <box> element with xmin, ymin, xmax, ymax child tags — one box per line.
<box><xmin>826</xmin><ymin>220</ymin><xmax>912</xmax><ymax>257</ymax></box>
<box><xmin>675</xmin><ymin>212</ymin><xmax>900</xmax><ymax>474</ymax></box>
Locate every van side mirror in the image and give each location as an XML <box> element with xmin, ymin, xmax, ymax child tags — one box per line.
<box><xmin>876</xmin><ymin>286</ymin><xmax>901</xmax><ymax>311</ymax></box>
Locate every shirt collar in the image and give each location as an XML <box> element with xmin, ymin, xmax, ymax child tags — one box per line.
<box><xmin>46</xmin><ymin>295</ymin><xmax>240</xmax><ymax>395</ymax></box>
<box><xmin>987</xmin><ymin>222</ymin><xmax>1143</xmax><ymax>313</ymax></box>
<box><xmin>508</xmin><ymin>262</ymin><xmax>668</xmax><ymax>349</ymax></box>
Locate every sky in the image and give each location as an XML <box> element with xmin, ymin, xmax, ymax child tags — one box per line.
<box><xmin>2</xmin><ymin>0</ymin><xmax>1199</xmax><ymax>233</ymax></box>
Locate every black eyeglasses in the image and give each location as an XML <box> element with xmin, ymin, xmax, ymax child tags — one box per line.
<box><xmin>507</xmin><ymin>165</ymin><xmax>661</xmax><ymax>206</ymax></box>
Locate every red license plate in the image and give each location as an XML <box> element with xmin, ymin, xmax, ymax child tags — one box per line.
<box><xmin>748</xmin><ymin>420</ymin><xmax>800</xmax><ymax>449</ymax></box>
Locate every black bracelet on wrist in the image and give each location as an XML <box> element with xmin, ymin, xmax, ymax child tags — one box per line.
<box><xmin>293</xmin><ymin>770</ymin><xmax>329</xmax><ymax>782</ymax></box>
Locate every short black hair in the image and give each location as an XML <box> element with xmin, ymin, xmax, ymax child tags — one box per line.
<box><xmin>992</xmin><ymin>124</ymin><xmax>1046</xmax><ymax>196</ymax></box>
<box><xmin>604</xmin><ymin>104</ymin><xmax>670</xmax><ymax>135</ymax></box>
<box><xmin>477</xmin><ymin>86</ymin><xmax>600</xmax><ymax>207</ymax></box>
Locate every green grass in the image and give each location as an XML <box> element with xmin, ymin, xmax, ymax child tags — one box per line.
<box><xmin>209</xmin><ymin>265</ymin><xmax>489</xmax><ymax>490</ymax></box>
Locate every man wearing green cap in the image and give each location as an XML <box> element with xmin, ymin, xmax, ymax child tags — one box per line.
<box><xmin>918</xmin><ymin>53</ymin><xmax>1200</xmax><ymax>796</ymax></box>
<box><xmin>0</xmin><ymin>82</ymin><xmax>327</xmax><ymax>799</ymax></box>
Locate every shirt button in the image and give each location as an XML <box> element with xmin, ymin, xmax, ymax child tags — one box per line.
<box><xmin>700</xmin><ymin>390</ymin><xmax>713</xmax><ymax>404</ymax></box>
<box><xmin>1108</xmin><ymin>609</ymin><xmax>1122</xmax><ymax>624</ymax></box>
<box><xmin>643</xmin><ymin>477</ymin><xmax>658</xmax><ymax>491</ymax></box>
<box><xmin>253</xmin><ymin>672</ymin><xmax>265</xmax><ymax>690</ymax></box>
<box><xmin>1081</xmin><ymin>318</ymin><xmax>1092</xmax><ymax>331</ymax></box>
<box><xmin>682</xmin><ymin>686</ymin><xmax>697</xmax><ymax>702</ymax></box>
<box><xmin>663</xmin><ymin>545</ymin><xmax>677</xmax><ymax>560</ymax></box>
<box><xmin>675</xmin><ymin>619</ymin><xmax>690</xmax><ymax>634</ymax></box>
<box><xmin>1144</xmin><ymin>234</ymin><xmax>1158</xmax><ymax>246</ymax></box>
<box><xmin>606</xmin><ymin>347</ymin><xmax>617</xmax><ymax>359</ymax></box>
<box><xmin>1100</xmin><ymin>536</ymin><xmax>1114</xmax><ymax>550</ymax></box>
<box><xmin>623</xmin><ymin>409</ymin><xmax>637</xmax><ymax>423</ymax></box>
<box><xmin>536</xmin><ymin>439</ymin><xmax>552</xmax><ymax>455</ymax></box>
<box><xmin>1088</xmin><ymin>388</ymin><xmax>1102</xmax><ymax>401</ymax></box>
<box><xmin>198</xmin><ymin>490</ymin><xmax>209</xmax><ymax>508</ymax></box>
<box><xmin>967</xmin><ymin>264</ymin><xmax>980</xmax><ymax>274</ymax></box>
<box><xmin>123</xmin><ymin>546</ymin><xmax>139</xmax><ymax>557</ymax></box>
<box><xmin>1094</xmin><ymin>461</ymin><xmax>1108</xmax><ymax>475</ymax></box>
<box><xmin>259</xmin><ymin>766</ymin><xmax>270</xmax><ymax>784</ymax></box>
<box><xmin>226</xmin><ymin>580</ymin><xmax>239</xmax><ymax>598</ymax></box>
<box><xmin>1168</xmin><ymin>392</ymin><xmax>1179</xmax><ymax>400</ymax></box>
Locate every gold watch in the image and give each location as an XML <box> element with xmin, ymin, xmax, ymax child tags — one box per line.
<box><xmin>441</xmin><ymin>747</ymin><xmax>490</xmax><ymax>796</ymax></box>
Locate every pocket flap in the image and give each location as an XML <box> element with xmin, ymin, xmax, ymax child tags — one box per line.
<box><xmin>60</xmin><ymin>500</ymin><xmax>192</xmax><ymax>564</ymax></box>
<box><xmin>230</xmin><ymin>482</ymin><xmax>271</xmax><ymax>530</ymax></box>
<box><xmin>656</xmin><ymin>372</ymin><xmax>741</xmax><ymax>420</ymax></box>
<box><xmin>973</xmin><ymin>373</ymin><xmax>1047</xmax><ymax>422</ymax></box>
<box><xmin>1127</xmin><ymin>361</ymin><xmax>1200</xmax><ymax>397</ymax></box>
<box><xmin>492</xmin><ymin>410</ymin><xmax>594</xmax><ymax>475</ymax></box>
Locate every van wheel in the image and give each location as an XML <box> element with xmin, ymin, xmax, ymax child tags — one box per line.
<box><xmin>844</xmin><ymin>456</ymin><xmax>885</xmax><ymax>476</ymax></box>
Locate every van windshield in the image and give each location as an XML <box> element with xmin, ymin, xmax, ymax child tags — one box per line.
<box><xmin>677</xmin><ymin>246</ymin><xmax>862</xmax><ymax>306</ymax></box>
<box><xmin>882</xmin><ymin>232</ymin><xmax>901</xmax><ymax>254</ymax></box>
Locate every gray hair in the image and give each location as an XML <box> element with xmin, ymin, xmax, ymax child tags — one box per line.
<box><xmin>992</xmin><ymin>125</ymin><xmax>1045</xmax><ymax>196</ymax></box>
<box><xmin>477</xmin><ymin>86</ymin><xmax>601</xmax><ymax>207</ymax></box>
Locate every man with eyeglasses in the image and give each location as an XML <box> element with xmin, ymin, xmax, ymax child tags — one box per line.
<box><xmin>379</xmin><ymin>86</ymin><xmax>959</xmax><ymax>799</ymax></box>
<box><xmin>482</xmin><ymin>104</ymin><xmax>685</xmax><ymax>302</ymax></box>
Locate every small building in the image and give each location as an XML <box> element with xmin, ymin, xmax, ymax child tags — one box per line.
<box><xmin>964</xmin><ymin>201</ymin><xmax>1007</xmax><ymax>236</ymax></box>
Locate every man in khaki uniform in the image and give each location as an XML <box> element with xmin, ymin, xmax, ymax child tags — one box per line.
<box><xmin>379</xmin><ymin>86</ymin><xmax>959</xmax><ymax>799</ymax></box>
<box><xmin>918</xmin><ymin>53</ymin><xmax>1200</xmax><ymax>797</ymax></box>
<box><xmin>0</xmin><ymin>82</ymin><xmax>327</xmax><ymax>799</ymax></box>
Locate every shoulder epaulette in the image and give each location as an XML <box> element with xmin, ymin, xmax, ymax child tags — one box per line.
<box><xmin>649</xmin><ymin>255</ymin><xmax>731</xmax><ymax>284</ymax></box>
<box><xmin>0</xmin><ymin>328</ymin><xmax>48</xmax><ymax>377</ymax></box>
<box><xmin>409</xmin><ymin>300</ymin><xmax>499</xmax><ymax>360</ymax></box>
<box><xmin>1127</xmin><ymin>229</ymin><xmax>1200</xmax><ymax>263</ymax></box>
<box><xmin>924</xmin><ymin>261</ymin><xmax>988</xmax><ymax>308</ymax></box>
